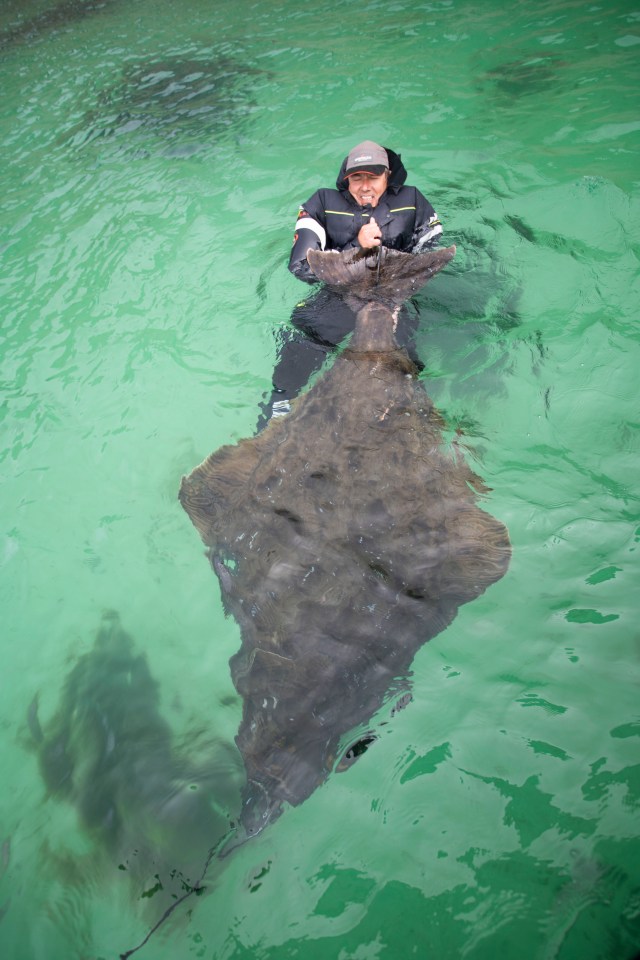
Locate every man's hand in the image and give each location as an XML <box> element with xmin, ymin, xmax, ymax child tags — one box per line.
<box><xmin>357</xmin><ymin>217</ymin><xmax>382</xmax><ymax>250</ymax></box>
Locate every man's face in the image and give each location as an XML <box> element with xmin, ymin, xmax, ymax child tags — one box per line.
<box><xmin>347</xmin><ymin>171</ymin><xmax>389</xmax><ymax>208</ymax></box>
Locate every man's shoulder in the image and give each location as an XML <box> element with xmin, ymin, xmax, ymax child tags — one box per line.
<box><xmin>303</xmin><ymin>187</ymin><xmax>347</xmax><ymax>213</ymax></box>
<box><xmin>391</xmin><ymin>183</ymin><xmax>435</xmax><ymax>212</ymax></box>
<box><xmin>389</xmin><ymin>182</ymin><xmax>421</xmax><ymax>198</ymax></box>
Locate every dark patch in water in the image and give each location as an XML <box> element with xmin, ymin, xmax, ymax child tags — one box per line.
<box><xmin>61</xmin><ymin>56</ymin><xmax>267</xmax><ymax>158</ymax></box>
<box><xmin>479</xmin><ymin>55</ymin><xmax>565</xmax><ymax>100</ymax></box>
<box><xmin>0</xmin><ymin>0</ymin><xmax>120</xmax><ymax>50</ymax></box>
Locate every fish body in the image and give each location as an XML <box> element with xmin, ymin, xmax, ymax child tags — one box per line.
<box><xmin>180</xmin><ymin>247</ymin><xmax>510</xmax><ymax>836</ymax></box>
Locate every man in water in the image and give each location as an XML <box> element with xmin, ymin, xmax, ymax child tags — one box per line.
<box><xmin>258</xmin><ymin>141</ymin><xmax>443</xmax><ymax>426</ymax></box>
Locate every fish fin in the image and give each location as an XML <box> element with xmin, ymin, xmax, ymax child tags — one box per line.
<box><xmin>307</xmin><ymin>245</ymin><xmax>456</xmax><ymax>306</ymax></box>
<box><xmin>179</xmin><ymin>437</ymin><xmax>265</xmax><ymax>547</ymax></box>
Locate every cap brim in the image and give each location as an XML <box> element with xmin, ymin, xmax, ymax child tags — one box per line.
<box><xmin>344</xmin><ymin>165</ymin><xmax>388</xmax><ymax>178</ymax></box>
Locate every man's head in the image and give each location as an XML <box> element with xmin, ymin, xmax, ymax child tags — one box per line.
<box><xmin>344</xmin><ymin>140</ymin><xmax>389</xmax><ymax>208</ymax></box>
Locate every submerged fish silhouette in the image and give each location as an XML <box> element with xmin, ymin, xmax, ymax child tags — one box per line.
<box><xmin>180</xmin><ymin>245</ymin><xmax>511</xmax><ymax>837</ymax></box>
<box><xmin>31</xmin><ymin>612</ymin><xmax>241</xmax><ymax>917</ymax></box>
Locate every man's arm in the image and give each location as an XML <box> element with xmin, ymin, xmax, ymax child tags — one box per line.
<box><xmin>288</xmin><ymin>198</ymin><xmax>327</xmax><ymax>284</ymax></box>
<box><xmin>411</xmin><ymin>189</ymin><xmax>443</xmax><ymax>252</ymax></box>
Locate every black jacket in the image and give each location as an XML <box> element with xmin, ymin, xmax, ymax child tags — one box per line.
<box><xmin>288</xmin><ymin>147</ymin><xmax>443</xmax><ymax>284</ymax></box>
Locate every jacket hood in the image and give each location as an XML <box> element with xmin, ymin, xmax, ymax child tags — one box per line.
<box><xmin>336</xmin><ymin>146</ymin><xmax>407</xmax><ymax>194</ymax></box>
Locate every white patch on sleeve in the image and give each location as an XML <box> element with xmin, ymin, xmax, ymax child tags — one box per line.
<box><xmin>413</xmin><ymin>216</ymin><xmax>443</xmax><ymax>252</ymax></box>
<box><xmin>296</xmin><ymin>217</ymin><xmax>326</xmax><ymax>250</ymax></box>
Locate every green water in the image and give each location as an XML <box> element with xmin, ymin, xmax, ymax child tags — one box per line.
<box><xmin>1</xmin><ymin>0</ymin><xmax>638</xmax><ymax>957</ymax></box>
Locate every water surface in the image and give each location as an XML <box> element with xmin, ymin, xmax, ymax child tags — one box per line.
<box><xmin>1</xmin><ymin>1</ymin><xmax>638</xmax><ymax>958</ymax></box>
